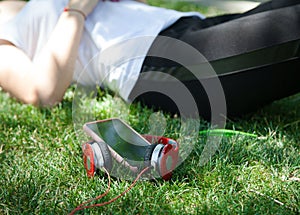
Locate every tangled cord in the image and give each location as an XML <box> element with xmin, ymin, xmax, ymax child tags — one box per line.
<box><xmin>69</xmin><ymin>166</ymin><xmax>150</xmax><ymax>215</ymax></box>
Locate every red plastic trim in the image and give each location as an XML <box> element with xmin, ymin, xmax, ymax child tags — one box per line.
<box><xmin>142</xmin><ymin>135</ymin><xmax>179</xmax><ymax>180</ymax></box>
<box><xmin>82</xmin><ymin>143</ymin><xmax>96</xmax><ymax>178</ymax></box>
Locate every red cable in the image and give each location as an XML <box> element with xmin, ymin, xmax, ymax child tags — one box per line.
<box><xmin>69</xmin><ymin>166</ymin><xmax>150</xmax><ymax>215</ymax></box>
<box><xmin>69</xmin><ymin>168</ymin><xmax>112</xmax><ymax>215</ymax></box>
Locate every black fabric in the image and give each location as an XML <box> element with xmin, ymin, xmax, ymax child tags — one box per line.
<box><xmin>144</xmin><ymin>1</ymin><xmax>300</xmax><ymax>65</ymax></box>
<box><xmin>130</xmin><ymin>0</ymin><xmax>300</xmax><ymax>119</ymax></box>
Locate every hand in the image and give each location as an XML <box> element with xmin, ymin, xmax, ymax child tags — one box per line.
<box><xmin>67</xmin><ymin>0</ymin><xmax>99</xmax><ymax>17</ymax></box>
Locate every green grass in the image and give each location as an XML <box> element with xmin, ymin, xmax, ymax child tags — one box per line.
<box><xmin>1</xmin><ymin>88</ymin><xmax>299</xmax><ymax>215</ymax></box>
<box><xmin>147</xmin><ymin>0</ymin><xmax>224</xmax><ymax>16</ymax></box>
<box><xmin>1</xmin><ymin>1</ymin><xmax>300</xmax><ymax>214</ymax></box>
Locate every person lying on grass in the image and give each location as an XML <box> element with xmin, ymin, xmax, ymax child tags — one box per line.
<box><xmin>0</xmin><ymin>0</ymin><xmax>299</xmax><ymax>118</ymax></box>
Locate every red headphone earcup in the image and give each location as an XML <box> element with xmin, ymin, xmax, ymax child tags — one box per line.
<box><xmin>157</xmin><ymin>143</ymin><xmax>179</xmax><ymax>180</ymax></box>
<box><xmin>82</xmin><ymin>140</ymin><xmax>113</xmax><ymax>177</ymax></box>
<box><xmin>82</xmin><ymin>141</ymin><xmax>96</xmax><ymax>178</ymax></box>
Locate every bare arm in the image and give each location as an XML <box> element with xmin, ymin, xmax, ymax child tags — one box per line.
<box><xmin>0</xmin><ymin>0</ymin><xmax>98</xmax><ymax>106</ymax></box>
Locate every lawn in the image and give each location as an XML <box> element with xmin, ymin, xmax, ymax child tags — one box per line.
<box><xmin>1</xmin><ymin>1</ymin><xmax>300</xmax><ymax>214</ymax></box>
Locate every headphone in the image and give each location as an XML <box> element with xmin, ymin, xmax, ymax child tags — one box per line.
<box><xmin>82</xmin><ymin>135</ymin><xmax>179</xmax><ymax>180</ymax></box>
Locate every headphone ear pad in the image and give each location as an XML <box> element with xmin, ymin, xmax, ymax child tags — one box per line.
<box><xmin>95</xmin><ymin>140</ymin><xmax>113</xmax><ymax>172</ymax></box>
<box><xmin>144</xmin><ymin>143</ymin><xmax>158</xmax><ymax>166</ymax></box>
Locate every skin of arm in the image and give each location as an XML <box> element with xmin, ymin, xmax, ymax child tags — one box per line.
<box><xmin>0</xmin><ymin>0</ymin><xmax>98</xmax><ymax>107</ymax></box>
<box><xmin>0</xmin><ymin>0</ymin><xmax>26</xmax><ymax>25</ymax></box>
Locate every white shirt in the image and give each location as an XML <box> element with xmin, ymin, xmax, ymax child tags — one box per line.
<box><xmin>0</xmin><ymin>0</ymin><xmax>204</xmax><ymax>100</ymax></box>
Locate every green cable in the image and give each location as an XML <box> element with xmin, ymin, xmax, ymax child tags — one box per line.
<box><xmin>199</xmin><ymin>129</ymin><xmax>258</xmax><ymax>138</ymax></box>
